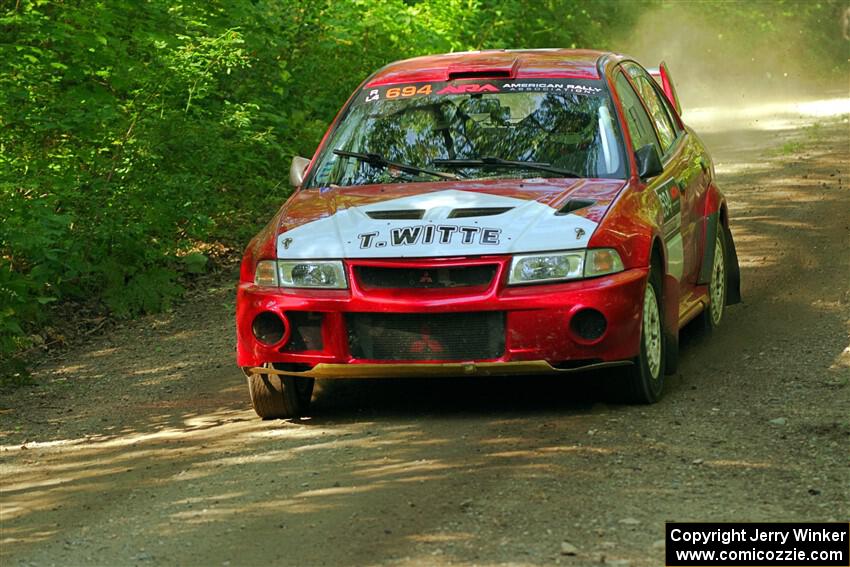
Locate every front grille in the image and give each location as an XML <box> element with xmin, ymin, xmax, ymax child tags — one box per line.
<box><xmin>346</xmin><ymin>312</ymin><xmax>505</xmax><ymax>361</ymax></box>
<box><xmin>356</xmin><ymin>265</ymin><xmax>496</xmax><ymax>289</ymax></box>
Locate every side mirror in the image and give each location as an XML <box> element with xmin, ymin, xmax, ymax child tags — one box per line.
<box><xmin>635</xmin><ymin>144</ymin><xmax>664</xmax><ymax>180</ymax></box>
<box><xmin>289</xmin><ymin>156</ymin><xmax>311</xmax><ymax>187</ymax></box>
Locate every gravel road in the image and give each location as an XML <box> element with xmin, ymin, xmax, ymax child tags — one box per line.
<box><xmin>1</xmin><ymin>100</ymin><xmax>848</xmax><ymax>567</ymax></box>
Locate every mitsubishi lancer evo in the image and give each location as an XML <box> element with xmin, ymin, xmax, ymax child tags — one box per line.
<box><xmin>236</xmin><ymin>49</ymin><xmax>741</xmax><ymax>418</ymax></box>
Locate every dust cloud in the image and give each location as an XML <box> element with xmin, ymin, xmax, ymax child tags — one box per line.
<box><xmin>615</xmin><ymin>2</ymin><xmax>849</xmax><ymax>108</ymax></box>
<box><xmin>613</xmin><ymin>2</ymin><xmax>850</xmax><ymax>139</ymax></box>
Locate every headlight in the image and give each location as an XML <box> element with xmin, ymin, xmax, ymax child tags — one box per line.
<box><xmin>279</xmin><ymin>260</ymin><xmax>347</xmax><ymax>289</ymax></box>
<box><xmin>509</xmin><ymin>251</ymin><xmax>585</xmax><ymax>284</ymax></box>
<box><xmin>254</xmin><ymin>260</ymin><xmax>348</xmax><ymax>289</ymax></box>
<box><xmin>508</xmin><ymin>249</ymin><xmax>624</xmax><ymax>285</ymax></box>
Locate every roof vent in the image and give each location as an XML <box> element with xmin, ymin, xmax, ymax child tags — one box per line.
<box><xmin>556</xmin><ymin>199</ymin><xmax>596</xmax><ymax>216</ymax></box>
<box><xmin>448</xmin><ymin>207</ymin><xmax>513</xmax><ymax>219</ymax></box>
<box><xmin>446</xmin><ymin>59</ymin><xmax>518</xmax><ymax>81</ymax></box>
<box><xmin>447</xmin><ymin>69</ymin><xmax>512</xmax><ymax>80</ymax></box>
<box><xmin>366</xmin><ymin>209</ymin><xmax>425</xmax><ymax>220</ymax></box>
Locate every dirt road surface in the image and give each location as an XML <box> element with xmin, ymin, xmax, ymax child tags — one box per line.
<box><xmin>2</xmin><ymin>100</ymin><xmax>848</xmax><ymax>567</ymax></box>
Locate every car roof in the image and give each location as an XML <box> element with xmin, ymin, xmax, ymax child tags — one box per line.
<box><xmin>366</xmin><ymin>49</ymin><xmax>617</xmax><ymax>86</ymax></box>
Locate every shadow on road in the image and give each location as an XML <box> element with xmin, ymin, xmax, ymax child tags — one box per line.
<box><xmin>1</xmin><ymin>110</ymin><xmax>848</xmax><ymax>567</ymax></box>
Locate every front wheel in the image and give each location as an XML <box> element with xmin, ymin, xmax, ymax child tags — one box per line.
<box><xmin>607</xmin><ymin>264</ymin><xmax>666</xmax><ymax>404</ymax></box>
<box><xmin>247</xmin><ymin>365</ymin><xmax>314</xmax><ymax>419</ymax></box>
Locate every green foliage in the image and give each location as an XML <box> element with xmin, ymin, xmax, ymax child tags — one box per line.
<box><xmin>0</xmin><ymin>0</ymin><xmax>843</xmax><ymax>374</ymax></box>
<box><xmin>182</xmin><ymin>253</ymin><xmax>209</xmax><ymax>275</ymax></box>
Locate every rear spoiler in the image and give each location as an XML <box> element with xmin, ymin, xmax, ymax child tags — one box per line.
<box><xmin>647</xmin><ymin>61</ymin><xmax>682</xmax><ymax>116</ymax></box>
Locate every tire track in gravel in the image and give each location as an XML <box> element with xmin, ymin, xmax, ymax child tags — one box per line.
<box><xmin>1</xmin><ymin>105</ymin><xmax>847</xmax><ymax>567</ymax></box>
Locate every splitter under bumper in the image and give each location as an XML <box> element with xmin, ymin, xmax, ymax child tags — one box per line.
<box><xmin>243</xmin><ymin>359</ymin><xmax>633</xmax><ymax>379</ymax></box>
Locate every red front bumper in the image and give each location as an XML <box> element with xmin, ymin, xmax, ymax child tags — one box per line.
<box><xmin>236</xmin><ymin>256</ymin><xmax>647</xmax><ymax>373</ymax></box>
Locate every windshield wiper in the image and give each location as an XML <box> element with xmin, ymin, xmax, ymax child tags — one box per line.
<box><xmin>432</xmin><ymin>156</ymin><xmax>581</xmax><ymax>178</ymax></box>
<box><xmin>333</xmin><ymin>149</ymin><xmax>458</xmax><ymax>180</ymax></box>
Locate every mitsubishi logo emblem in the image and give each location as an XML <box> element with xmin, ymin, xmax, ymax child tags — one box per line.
<box><xmin>409</xmin><ymin>324</ymin><xmax>443</xmax><ymax>355</ymax></box>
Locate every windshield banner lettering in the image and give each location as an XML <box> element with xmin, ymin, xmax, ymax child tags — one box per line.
<box><xmin>360</xmin><ymin>79</ymin><xmax>604</xmax><ymax>104</ymax></box>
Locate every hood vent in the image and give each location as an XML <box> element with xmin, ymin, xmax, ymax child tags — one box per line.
<box><xmin>366</xmin><ymin>209</ymin><xmax>425</xmax><ymax>220</ymax></box>
<box><xmin>556</xmin><ymin>199</ymin><xmax>596</xmax><ymax>216</ymax></box>
<box><xmin>448</xmin><ymin>207</ymin><xmax>513</xmax><ymax>219</ymax></box>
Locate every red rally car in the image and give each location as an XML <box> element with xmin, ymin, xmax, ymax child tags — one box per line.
<box><xmin>236</xmin><ymin>49</ymin><xmax>741</xmax><ymax>419</ymax></box>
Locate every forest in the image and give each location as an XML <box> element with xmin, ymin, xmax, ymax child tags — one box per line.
<box><xmin>1</xmin><ymin>0</ymin><xmax>846</xmax><ymax>378</ymax></box>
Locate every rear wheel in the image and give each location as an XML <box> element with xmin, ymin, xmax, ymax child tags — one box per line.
<box><xmin>698</xmin><ymin>228</ymin><xmax>728</xmax><ymax>332</ymax></box>
<box><xmin>609</xmin><ymin>263</ymin><xmax>666</xmax><ymax>404</ymax></box>
<box><xmin>247</xmin><ymin>364</ymin><xmax>314</xmax><ymax>419</ymax></box>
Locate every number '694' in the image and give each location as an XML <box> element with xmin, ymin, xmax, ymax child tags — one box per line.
<box><xmin>386</xmin><ymin>85</ymin><xmax>433</xmax><ymax>98</ymax></box>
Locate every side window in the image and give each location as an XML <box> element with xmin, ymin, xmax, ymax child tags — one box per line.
<box><xmin>654</xmin><ymin>82</ymin><xmax>682</xmax><ymax>135</ymax></box>
<box><xmin>614</xmin><ymin>71</ymin><xmax>661</xmax><ymax>158</ymax></box>
<box><xmin>623</xmin><ymin>63</ymin><xmax>677</xmax><ymax>154</ymax></box>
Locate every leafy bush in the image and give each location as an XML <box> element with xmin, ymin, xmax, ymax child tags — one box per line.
<box><xmin>0</xmin><ymin>0</ymin><xmax>844</xmax><ymax>377</ymax></box>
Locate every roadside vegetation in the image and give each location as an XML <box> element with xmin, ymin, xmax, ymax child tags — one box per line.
<box><xmin>1</xmin><ymin>0</ymin><xmax>846</xmax><ymax>381</ymax></box>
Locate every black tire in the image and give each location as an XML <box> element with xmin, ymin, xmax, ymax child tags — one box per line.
<box><xmin>607</xmin><ymin>263</ymin><xmax>666</xmax><ymax>404</ymax></box>
<box><xmin>697</xmin><ymin>226</ymin><xmax>728</xmax><ymax>333</ymax></box>
<box><xmin>247</xmin><ymin>366</ymin><xmax>314</xmax><ymax>419</ymax></box>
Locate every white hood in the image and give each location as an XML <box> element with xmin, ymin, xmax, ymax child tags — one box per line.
<box><xmin>276</xmin><ymin>189</ymin><xmax>598</xmax><ymax>259</ymax></box>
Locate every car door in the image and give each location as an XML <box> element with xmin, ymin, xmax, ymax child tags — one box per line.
<box><xmin>620</xmin><ymin>62</ymin><xmax>705</xmax><ymax>291</ymax></box>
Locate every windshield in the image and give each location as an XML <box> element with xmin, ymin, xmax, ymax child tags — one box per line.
<box><xmin>305</xmin><ymin>79</ymin><xmax>627</xmax><ymax>188</ymax></box>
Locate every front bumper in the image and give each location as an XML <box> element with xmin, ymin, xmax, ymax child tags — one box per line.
<box><xmin>236</xmin><ymin>256</ymin><xmax>648</xmax><ymax>374</ymax></box>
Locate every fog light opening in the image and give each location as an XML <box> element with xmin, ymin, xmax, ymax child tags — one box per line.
<box><xmin>571</xmin><ymin>308</ymin><xmax>607</xmax><ymax>341</ymax></box>
<box><xmin>252</xmin><ymin>311</ymin><xmax>287</xmax><ymax>345</ymax></box>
